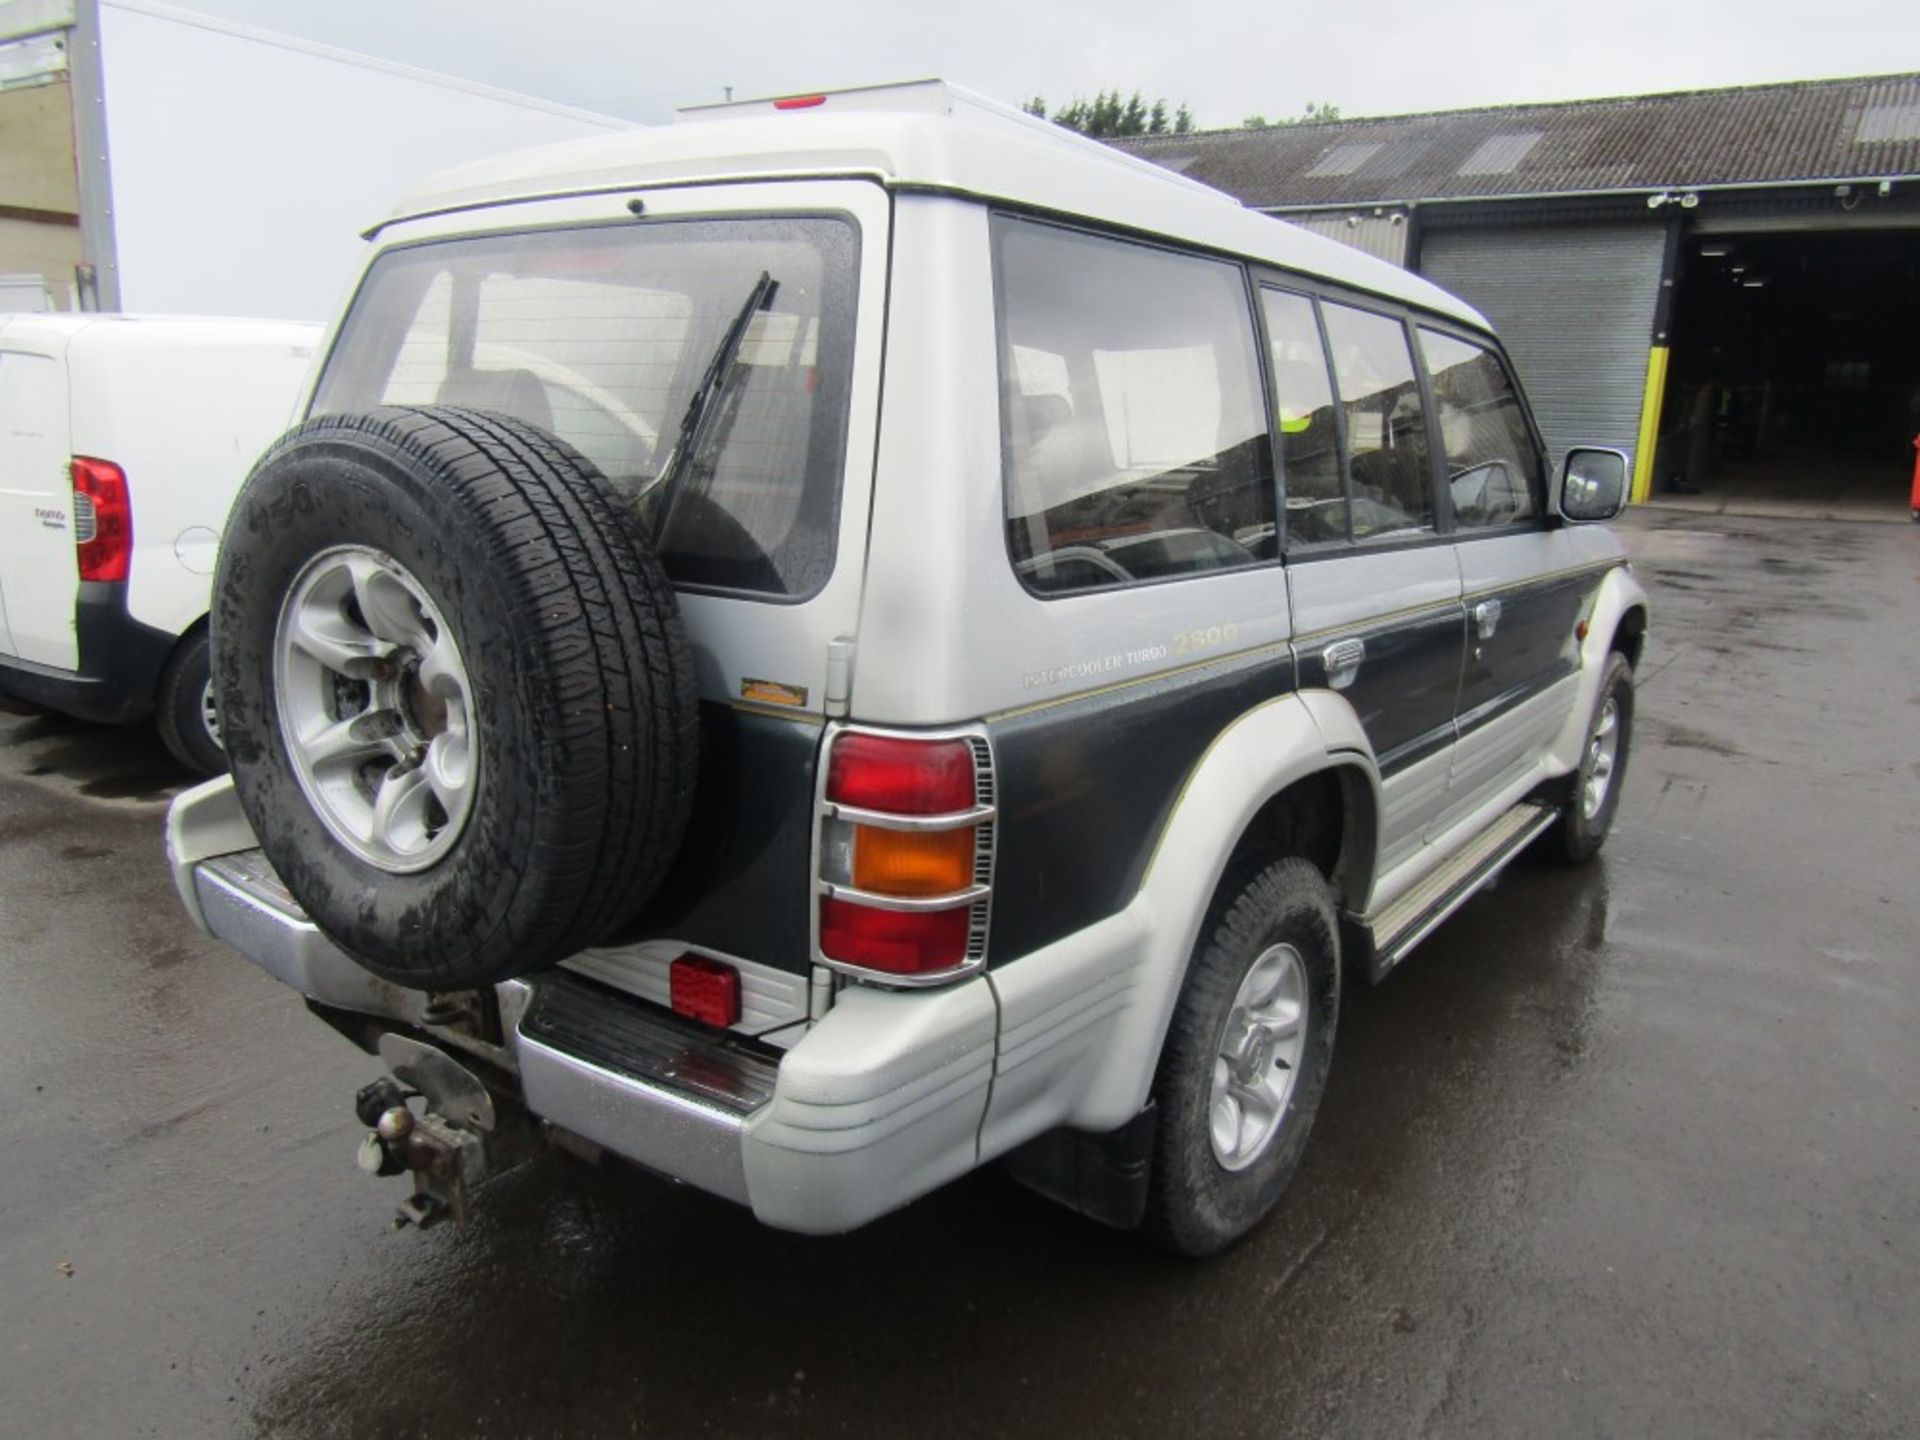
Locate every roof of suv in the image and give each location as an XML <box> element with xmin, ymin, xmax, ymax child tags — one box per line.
<box><xmin>379</xmin><ymin>81</ymin><xmax>1488</xmax><ymax>331</ymax></box>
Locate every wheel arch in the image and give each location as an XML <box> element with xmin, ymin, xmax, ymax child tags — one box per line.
<box><xmin>1611</xmin><ymin>601</ymin><xmax>1649</xmax><ymax>670</ymax></box>
<box><xmin>1545</xmin><ymin>564</ymin><xmax>1651</xmax><ymax>776</ymax></box>
<box><xmin>1060</xmin><ymin>691</ymin><xmax>1382</xmax><ymax>1131</ymax></box>
<box><xmin>159</xmin><ymin>612</ymin><xmax>212</xmax><ymax>689</ymax></box>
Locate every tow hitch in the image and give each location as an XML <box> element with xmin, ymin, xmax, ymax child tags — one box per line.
<box><xmin>353</xmin><ymin>1034</ymin><xmax>499</xmax><ymax>1229</ymax></box>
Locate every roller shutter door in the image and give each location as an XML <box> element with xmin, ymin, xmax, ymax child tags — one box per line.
<box><xmin>1271</xmin><ymin>210</ymin><xmax>1410</xmax><ymax>266</ymax></box>
<box><xmin>1420</xmin><ymin>223</ymin><xmax>1664</xmax><ymax>464</ymax></box>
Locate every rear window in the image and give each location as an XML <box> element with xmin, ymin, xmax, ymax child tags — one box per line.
<box><xmin>992</xmin><ymin>216</ymin><xmax>1275</xmax><ymax>596</ymax></box>
<box><xmin>311</xmin><ymin>216</ymin><xmax>860</xmax><ymax>599</ymax></box>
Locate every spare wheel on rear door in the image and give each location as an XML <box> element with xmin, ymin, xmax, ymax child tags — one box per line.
<box><xmin>212</xmin><ymin>405</ymin><xmax>700</xmax><ymax>989</ymax></box>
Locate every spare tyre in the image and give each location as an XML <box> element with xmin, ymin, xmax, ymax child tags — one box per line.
<box><xmin>212</xmin><ymin>405</ymin><xmax>700</xmax><ymax>989</ymax></box>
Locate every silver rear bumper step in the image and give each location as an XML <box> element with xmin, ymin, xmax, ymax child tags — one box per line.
<box><xmin>196</xmin><ymin>852</ymin><xmax>428</xmax><ymax>1022</ymax></box>
<box><xmin>191</xmin><ymin>848</ymin><xmax>772</xmax><ymax>1207</ymax></box>
<box><xmin>519</xmin><ymin>975</ymin><xmax>775</xmax><ymax>1204</ymax></box>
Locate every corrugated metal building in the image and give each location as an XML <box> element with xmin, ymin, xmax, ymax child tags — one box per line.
<box><xmin>1119</xmin><ymin>75</ymin><xmax>1920</xmax><ymax>508</ymax></box>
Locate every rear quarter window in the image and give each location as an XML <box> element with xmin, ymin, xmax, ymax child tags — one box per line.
<box><xmin>992</xmin><ymin>216</ymin><xmax>1275</xmax><ymax>597</ymax></box>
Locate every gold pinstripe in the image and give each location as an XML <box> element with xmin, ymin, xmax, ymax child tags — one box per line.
<box><xmin>973</xmin><ymin>560</ymin><xmax>1624</xmax><ymax>725</ymax></box>
<box><xmin>985</xmin><ymin>639</ymin><xmax>1294</xmax><ymax>723</ymax></box>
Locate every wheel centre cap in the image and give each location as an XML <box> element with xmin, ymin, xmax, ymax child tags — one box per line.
<box><xmin>1233</xmin><ymin>1024</ymin><xmax>1277</xmax><ymax>1085</ymax></box>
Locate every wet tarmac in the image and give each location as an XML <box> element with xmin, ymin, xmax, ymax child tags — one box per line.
<box><xmin>1</xmin><ymin>509</ymin><xmax>1915</xmax><ymax>1438</ymax></box>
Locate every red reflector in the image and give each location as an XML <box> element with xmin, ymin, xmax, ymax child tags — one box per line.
<box><xmin>828</xmin><ymin>734</ymin><xmax>974</xmax><ymax>815</ymax></box>
<box><xmin>72</xmin><ymin>456</ymin><xmax>132</xmax><ymax>583</ymax></box>
<box><xmin>774</xmin><ymin>93</ymin><xmax>827</xmax><ymax>110</ymax></box>
<box><xmin>820</xmin><ymin>897</ymin><xmax>970</xmax><ymax>975</ymax></box>
<box><xmin>669</xmin><ymin>954</ymin><xmax>741</xmax><ymax>1028</ymax></box>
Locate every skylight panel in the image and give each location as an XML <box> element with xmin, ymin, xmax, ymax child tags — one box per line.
<box><xmin>1305</xmin><ymin>142</ymin><xmax>1383</xmax><ymax>178</ymax></box>
<box><xmin>1855</xmin><ymin>104</ymin><xmax>1920</xmax><ymax>143</ymax></box>
<box><xmin>1458</xmin><ymin>130</ymin><xmax>1543</xmax><ymax>176</ymax></box>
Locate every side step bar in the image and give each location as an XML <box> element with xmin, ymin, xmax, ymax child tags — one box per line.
<box><xmin>1358</xmin><ymin>802</ymin><xmax>1560</xmax><ymax>983</ymax></box>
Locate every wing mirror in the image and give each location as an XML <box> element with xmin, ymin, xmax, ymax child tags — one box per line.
<box><xmin>1556</xmin><ymin>447</ymin><xmax>1630</xmax><ymax>523</ymax></box>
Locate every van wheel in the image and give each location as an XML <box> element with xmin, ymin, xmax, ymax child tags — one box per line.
<box><xmin>1555</xmin><ymin>652</ymin><xmax>1634</xmax><ymax>863</ymax></box>
<box><xmin>155</xmin><ymin>630</ymin><xmax>226</xmax><ymax>776</ymax></box>
<box><xmin>1142</xmin><ymin>857</ymin><xmax>1340</xmax><ymax>1257</ymax></box>
<box><xmin>213</xmin><ymin>406</ymin><xmax>700</xmax><ymax>990</ymax></box>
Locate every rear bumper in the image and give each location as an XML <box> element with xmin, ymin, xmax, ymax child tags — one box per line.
<box><xmin>0</xmin><ymin>582</ymin><xmax>175</xmax><ymax>724</ymax></box>
<box><xmin>171</xmin><ymin>781</ymin><xmax>995</xmax><ymax>1233</ymax></box>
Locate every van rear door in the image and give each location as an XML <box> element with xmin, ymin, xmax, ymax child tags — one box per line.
<box><xmin>0</xmin><ymin>343</ymin><xmax>79</xmax><ymax>669</ymax></box>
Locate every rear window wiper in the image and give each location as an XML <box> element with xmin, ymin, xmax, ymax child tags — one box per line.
<box><xmin>642</xmin><ymin>270</ymin><xmax>778</xmax><ymax>542</ymax></box>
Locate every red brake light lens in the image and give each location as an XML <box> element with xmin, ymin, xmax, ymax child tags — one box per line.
<box><xmin>774</xmin><ymin>93</ymin><xmax>827</xmax><ymax>110</ymax></box>
<box><xmin>669</xmin><ymin>954</ymin><xmax>742</xmax><ymax>1028</ymax></box>
<box><xmin>819</xmin><ymin>898</ymin><xmax>969</xmax><ymax>976</ymax></box>
<box><xmin>71</xmin><ymin>457</ymin><xmax>132</xmax><ymax>583</ymax></box>
<box><xmin>828</xmin><ymin>734</ymin><xmax>974</xmax><ymax>814</ymax></box>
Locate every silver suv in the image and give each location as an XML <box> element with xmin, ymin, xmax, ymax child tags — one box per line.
<box><xmin>166</xmin><ymin>81</ymin><xmax>1648</xmax><ymax>1254</ymax></box>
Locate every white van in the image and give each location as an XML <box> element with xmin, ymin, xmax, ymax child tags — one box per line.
<box><xmin>0</xmin><ymin>314</ymin><xmax>320</xmax><ymax>771</ymax></box>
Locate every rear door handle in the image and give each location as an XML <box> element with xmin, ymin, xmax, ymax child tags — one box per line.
<box><xmin>1321</xmin><ymin>637</ymin><xmax>1365</xmax><ymax>690</ymax></box>
<box><xmin>1472</xmin><ymin>598</ymin><xmax>1503</xmax><ymax>640</ymax></box>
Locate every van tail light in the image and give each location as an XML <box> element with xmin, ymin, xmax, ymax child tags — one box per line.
<box><xmin>71</xmin><ymin>457</ymin><xmax>132</xmax><ymax>583</ymax></box>
<box><xmin>817</xmin><ymin>730</ymin><xmax>995</xmax><ymax>983</ymax></box>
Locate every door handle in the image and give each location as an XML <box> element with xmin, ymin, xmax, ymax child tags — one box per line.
<box><xmin>1321</xmin><ymin>637</ymin><xmax>1365</xmax><ymax>690</ymax></box>
<box><xmin>1472</xmin><ymin>598</ymin><xmax>1503</xmax><ymax>640</ymax></box>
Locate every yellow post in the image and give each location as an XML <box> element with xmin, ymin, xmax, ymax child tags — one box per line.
<box><xmin>1631</xmin><ymin>346</ymin><xmax>1670</xmax><ymax>504</ymax></box>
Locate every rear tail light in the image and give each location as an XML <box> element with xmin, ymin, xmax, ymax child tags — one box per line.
<box><xmin>71</xmin><ymin>457</ymin><xmax>131</xmax><ymax>583</ymax></box>
<box><xmin>817</xmin><ymin>729</ymin><xmax>995</xmax><ymax>983</ymax></box>
<box><xmin>828</xmin><ymin>733</ymin><xmax>974</xmax><ymax>813</ymax></box>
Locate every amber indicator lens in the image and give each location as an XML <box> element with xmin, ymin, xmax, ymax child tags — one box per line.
<box><xmin>852</xmin><ymin>824</ymin><xmax>975</xmax><ymax>896</ymax></box>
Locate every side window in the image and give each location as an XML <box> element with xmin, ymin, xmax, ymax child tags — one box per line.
<box><xmin>994</xmin><ymin>217</ymin><xmax>1275</xmax><ymax>596</ymax></box>
<box><xmin>1418</xmin><ymin>329</ymin><xmax>1542</xmax><ymax>530</ymax></box>
<box><xmin>1260</xmin><ymin>289</ymin><xmax>1348</xmax><ymax>546</ymax></box>
<box><xmin>1321</xmin><ymin>302</ymin><xmax>1434</xmax><ymax>540</ymax></box>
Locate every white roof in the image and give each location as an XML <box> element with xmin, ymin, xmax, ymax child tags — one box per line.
<box><xmin>380</xmin><ymin>81</ymin><xmax>1489</xmax><ymax>331</ymax></box>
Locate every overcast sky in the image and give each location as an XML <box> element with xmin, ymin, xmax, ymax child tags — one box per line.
<box><xmin>180</xmin><ymin>0</ymin><xmax>1920</xmax><ymax>129</ymax></box>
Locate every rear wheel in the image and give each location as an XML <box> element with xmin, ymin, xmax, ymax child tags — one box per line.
<box><xmin>155</xmin><ymin>629</ymin><xmax>225</xmax><ymax>776</ymax></box>
<box><xmin>1142</xmin><ymin>857</ymin><xmax>1340</xmax><ymax>1256</ymax></box>
<box><xmin>213</xmin><ymin>406</ymin><xmax>700</xmax><ymax>989</ymax></box>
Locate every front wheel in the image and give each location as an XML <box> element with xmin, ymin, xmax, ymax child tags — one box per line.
<box><xmin>1555</xmin><ymin>651</ymin><xmax>1635</xmax><ymax>863</ymax></box>
<box><xmin>1143</xmin><ymin>857</ymin><xmax>1341</xmax><ymax>1256</ymax></box>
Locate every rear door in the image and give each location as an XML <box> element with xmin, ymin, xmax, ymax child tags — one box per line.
<box><xmin>1419</xmin><ymin>327</ymin><xmax>1591</xmax><ymax>827</ymax></box>
<box><xmin>1265</xmin><ymin>288</ymin><xmax>1464</xmax><ymax>876</ymax></box>
<box><xmin>0</xmin><ymin>342</ymin><xmax>78</xmax><ymax>669</ymax></box>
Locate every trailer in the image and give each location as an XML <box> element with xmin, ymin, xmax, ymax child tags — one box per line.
<box><xmin>0</xmin><ymin>0</ymin><xmax>630</xmax><ymax>319</ymax></box>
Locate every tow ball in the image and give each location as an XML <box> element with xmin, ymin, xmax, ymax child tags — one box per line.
<box><xmin>353</xmin><ymin>1034</ymin><xmax>496</xmax><ymax>1230</ymax></box>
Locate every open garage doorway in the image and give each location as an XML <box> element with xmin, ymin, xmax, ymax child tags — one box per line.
<box><xmin>1654</xmin><ymin>226</ymin><xmax>1920</xmax><ymax>520</ymax></box>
